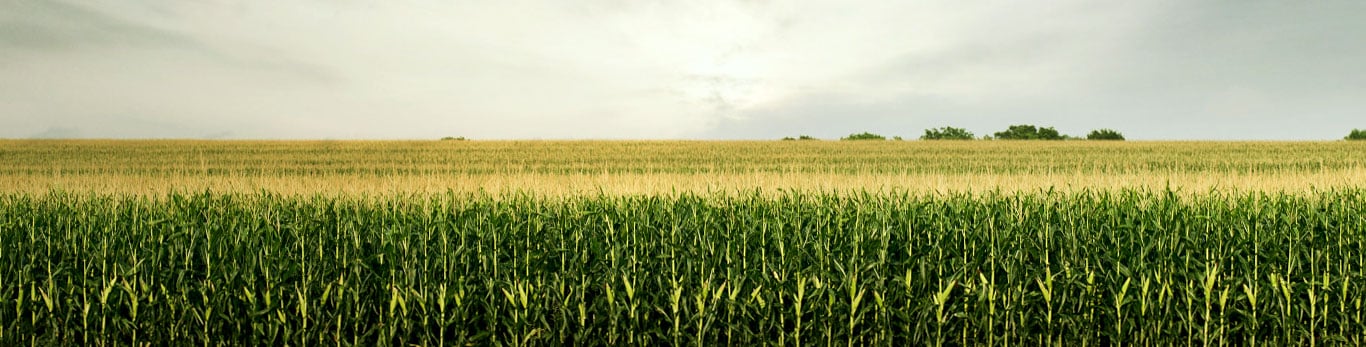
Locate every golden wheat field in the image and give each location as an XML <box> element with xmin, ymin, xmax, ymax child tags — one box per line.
<box><xmin>2</xmin><ymin>139</ymin><xmax>1363</xmax><ymax>195</ymax></box>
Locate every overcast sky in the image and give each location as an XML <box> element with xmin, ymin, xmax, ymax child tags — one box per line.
<box><xmin>2</xmin><ymin>1</ymin><xmax>1363</xmax><ymax>140</ymax></box>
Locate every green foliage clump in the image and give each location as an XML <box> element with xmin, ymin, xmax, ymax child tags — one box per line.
<box><xmin>920</xmin><ymin>127</ymin><xmax>975</xmax><ymax>140</ymax></box>
<box><xmin>783</xmin><ymin>135</ymin><xmax>819</xmax><ymax>141</ymax></box>
<box><xmin>993</xmin><ymin>125</ymin><xmax>1066</xmax><ymax>140</ymax></box>
<box><xmin>841</xmin><ymin>132</ymin><xmax>886</xmax><ymax>141</ymax></box>
<box><xmin>1086</xmin><ymin>129</ymin><xmax>1126</xmax><ymax>141</ymax></box>
<box><xmin>440</xmin><ymin>136</ymin><xmax>467</xmax><ymax>141</ymax></box>
<box><xmin>1347</xmin><ymin>129</ymin><xmax>1366</xmax><ymax>140</ymax></box>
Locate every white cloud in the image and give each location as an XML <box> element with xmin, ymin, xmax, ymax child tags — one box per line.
<box><xmin>1</xmin><ymin>0</ymin><xmax>1363</xmax><ymax>139</ymax></box>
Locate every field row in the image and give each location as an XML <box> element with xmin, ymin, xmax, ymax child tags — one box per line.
<box><xmin>3</xmin><ymin>140</ymin><xmax>1364</xmax><ymax>194</ymax></box>
<box><xmin>6</xmin><ymin>140</ymin><xmax>1364</xmax><ymax>175</ymax></box>
<box><xmin>9</xmin><ymin>170</ymin><xmax>1366</xmax><ymax>196</ymax></box>
<box><xmin>3</xmin><ymin>190</ymin><xmax>1365</xmax><ymax>345</ymax></box>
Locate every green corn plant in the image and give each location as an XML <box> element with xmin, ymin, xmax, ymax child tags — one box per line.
<box><xmin>0</xmin><ymin>189</ymin><xmax>1363</xmax><ymax>344</ymax></box>
<box><xmin>933</xmin><ymin>279</ymin><xmax>957</xmax><ymax>347</ymax></box>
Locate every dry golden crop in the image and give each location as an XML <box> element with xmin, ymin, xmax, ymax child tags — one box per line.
<box><xmin>1</xmin><ymin>140</ymin><xmax>1363</xmax><ymax>195</ymax></box>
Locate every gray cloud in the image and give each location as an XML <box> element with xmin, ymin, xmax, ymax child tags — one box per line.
<box><xmin>1</xmin><ymin>1</ymin><xmax>1362</xmax><ymax>140</ymax></box>
<box><xmin>0</xmin><ymin>1</ymin><xmax>189</xmax><ymax>51</ymax></box>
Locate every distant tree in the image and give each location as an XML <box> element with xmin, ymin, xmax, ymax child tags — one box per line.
<box><xmin>841</xmin><ymin>132</ymin><xmax>886</xmax><ymax>141</ymax></box>
<box><xmin>799</xmin><ymin>135</ymin><xmax>817</xmax><ymax>140</ymax></box>
<box><xmin>993</xmin><ymin>125</ymin><xmax>1066</xmax><ymax>140</ymax></box>
<box><xmin>1087</xmin><ymin>129</ymin><xmax>1125</xmax><ymax>140</ymax></box>
<box><xmin>993</xmin><ymin>125</ymin><xmax>1037</xmax><ymax>140</ymax></box>
<box><xmin>1043</xmin><ymin>127</ymin><xmax>1065</xmax><ymax>140</ymax></box>
<box><xmin>781</xmin><ymin>137</ymin><xmax>796</xmax><ymax>141</ymax></box>
<box><xmin>1348</xmin><ymin>129</ymin><xmax>1366</xmax><ymax>140</ymax></box>
<box><xmin>920</xmin><ymin>126</ymin><xmax>975</xmax><ymax>140</ymax></box>
<box><xmin>893</xmin><ymin>136</ymin><xmax>904</xmax><ymax>141</ymax></box>
<box><xmin>440</xmin><ymin>136</ymin><xmax>467</xmax><ymax>141</ymax></box>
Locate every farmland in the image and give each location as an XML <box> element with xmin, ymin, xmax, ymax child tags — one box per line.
<box><xmin>2</xmin><ymin>140</ymin><xmax>1366</xmax><ymax>345</ymax></box>
<box><xmin>3</xmin><ymin>140</ymin><xmax>1365</xmax><ymax>195</ymax></box>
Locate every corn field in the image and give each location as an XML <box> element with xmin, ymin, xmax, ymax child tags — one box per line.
<box><xmin>4</xmin><ymin>189</ymin><xmax>1366</xmax><ymax>345</ymax></box>
<box><xmin>4</xmin><ymin>140</ymin><xmax>1365</xmax><ymax>195</ymax></box>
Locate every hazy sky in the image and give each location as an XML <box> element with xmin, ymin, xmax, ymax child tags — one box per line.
<box><xmin>2</xmin><ymin>1</ymin><xmax>1363</xmax><ymax>140</ymax></box>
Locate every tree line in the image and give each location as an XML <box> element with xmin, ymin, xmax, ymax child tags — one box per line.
<box><xmin>783</xmin><ymin>125</ymin><xmax>1128</xmax><ymax>141</ymax></box>
<box><xmin>781</xmin><ymin>127</ymin><xmax>1366</xmax><ymax>141</ymax></box>
<box><xmin>438</xmin><ymin>128</ymin><xmax>1366</xmax><ymax>141</ymax></box>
